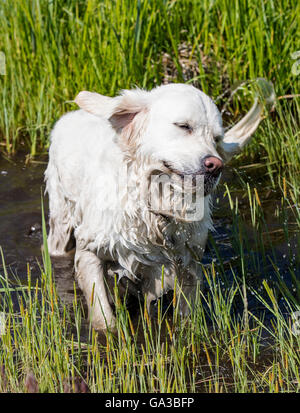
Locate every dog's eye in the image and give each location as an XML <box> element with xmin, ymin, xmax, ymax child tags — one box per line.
<box><xmin>174</xmin><ymin>123</ymin><xmax>193</xmax><ymax>132</ymax></box>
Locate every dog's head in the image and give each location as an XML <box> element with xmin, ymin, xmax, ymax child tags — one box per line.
<box><xmin>75</xmin><ymin>83</ymin><xmax>267</xmax><ymax>220</ymax></box>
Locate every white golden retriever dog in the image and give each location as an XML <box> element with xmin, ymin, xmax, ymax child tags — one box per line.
<box><xmin>45</xmin><ymin>83</ymin><xmax>267</xmax><ymax>330</ymax></box>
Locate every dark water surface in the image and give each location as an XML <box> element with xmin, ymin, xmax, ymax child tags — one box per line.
<box><xmin>0</xmin><ymin>155</ymin><xmax>46</xmax><ymax>280</ymax></box>
<box><xmin>0</xmin><ymin>155</ymin><xmax>298</xmax><ymax>320</ymax></box>
<box><xmin>0</xmin><ymin>155</ymin><xmax>79</xmax><ymax>306</ymax></box>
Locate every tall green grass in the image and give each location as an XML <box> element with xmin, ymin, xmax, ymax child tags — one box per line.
<box><xmin>0</xmin><ymin>0</ymin><xmax>299</xmax><ymax>394</ymax></box>
<box><xmin>0</xmin><ymin>0</ymin><xmax>299</xmax><ymax>156</ymax></box>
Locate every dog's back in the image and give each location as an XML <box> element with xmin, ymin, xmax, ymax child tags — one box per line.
<box><xmin>45</xmin><ymin>109</ymin><xmax>123</xmax><ymax>256</ymax></box>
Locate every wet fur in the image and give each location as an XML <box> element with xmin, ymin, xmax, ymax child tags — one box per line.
<box><xmin>45</xmin><ymin>83</ymin><xmax>262</xmax><ymax>330</ymax></box>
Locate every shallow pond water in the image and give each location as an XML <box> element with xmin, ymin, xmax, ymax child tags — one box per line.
<box><xmin>0</xmin><ymin>155</ymin><xmax>79</xmax><ymax>307</ymax></box>
<box><xmin>0</xmin><ymin>155</ymin><xmax>298</xmax><ymax>323</ymax></box>
<box><xmin>0</xmin><ymin>156</ymin><xmax>46</xmax><ymax>280</ymax></box>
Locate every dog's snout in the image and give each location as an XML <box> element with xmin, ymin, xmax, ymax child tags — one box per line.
<box><xmin>202</xmin><ymin>156</ymin><xmax>223</xmax><ymax>175</ymax></box>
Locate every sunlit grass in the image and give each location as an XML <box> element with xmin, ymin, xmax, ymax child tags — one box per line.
<box><xmin>0</xmin><ymin>0</ymin><xmax>299</xmax><ymax>156</ymax></box>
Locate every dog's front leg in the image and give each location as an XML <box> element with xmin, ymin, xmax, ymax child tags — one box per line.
<box><xmin>75</xmin><ymin>249</ymin><xmax>116</xmax><ymax>331</ymax></box>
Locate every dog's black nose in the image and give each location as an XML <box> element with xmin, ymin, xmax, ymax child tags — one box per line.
<box><xmin>202</xmin><ymin>156</ymin><xmax>223</xmax><ymax>175</ymax></box>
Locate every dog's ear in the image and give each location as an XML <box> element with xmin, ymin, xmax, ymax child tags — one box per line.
<box><xmin>74</xmin><ymin>89</ymin><xmax>148</xmax><ymax>132</ymax></box>
<box><xmin>74</xmin><ymin>91</ymin><xmax>114</xmax><ymax>117</ymax></box>
<box><xmin>218</xmin><ymin>98</ymin><xmax>263</xmax><ymax>162</ymax></box>
<box><xmin>108</xmin><ymin>89</ymin><xmax>149</xmax><ymax>132</ymax></box>
<box><xmin>218</xmin><ymin>79</ymin><xmax>275</xmax><ymax>162</ymax></box>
